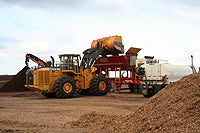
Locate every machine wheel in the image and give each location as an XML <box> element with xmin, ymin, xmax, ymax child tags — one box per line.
<box><xmin>90</xmin><ymin>76</ymin><xmax>109</xmax><ymax>96</ymax></box>
<box><xmin>41</xmin><ymin>92</ymin><xmax>55</xmax><ymax>98</ymax></box>
<box><xmin>54</xmin><ymin>76</ymin><xmax>76</xmax><ymax>98</ymax></box>
<box><xmin>143</xmin><ymin>88</ymin><xmax>154</xmax><ymax>98</ymax></box>
<box><xmin>129</xmin><ymin>84</ymin><xmax>140</xmax><ymax>93</ymax></box>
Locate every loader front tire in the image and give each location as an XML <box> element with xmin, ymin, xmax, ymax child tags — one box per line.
<box><xmin>90</xmin><ymin>76</ymin><xmax>109</xmax><ymax>96</ymax></box>
<box><xmin>54</xmin><ymin>76</ymin><xmax>76</xmax><ymax>98</ymax></box>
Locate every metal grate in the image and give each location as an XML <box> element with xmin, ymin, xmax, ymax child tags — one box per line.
<box><xmin>37</xmin><ymin>70</ymin><xmax>50</xmax><ymax>84</ymax></box>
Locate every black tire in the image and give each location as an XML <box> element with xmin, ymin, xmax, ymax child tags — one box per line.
<box><xmin>143</xmin><ymin>88</ymin><xmax>154</xmax><ymax>98</ymax></box>
<box><xmin>129</xmin><ymin>84</ymin><xmax>134</xmax><ymax>93</ymax></box>
<box><xmin>54</xmin><ymin>76</ymin><xmax>76</xmax><ymax>98</ymax></box>
<box><xmin>143</xmin><ymin>94</ymin><xmax>150</xmax><ymax>98</ymax></box>
<box><xmin>130</xmin><ymin>88</ymin><xmax>134</xmax><ymax>93</ymax></box>
<box><xmin>129</xmin><ymin>84</ymin><xmax>140</xmax><ymax>94</ymax></box>
<box><xmin>90</xmin><ymin>76</ymin><xmax>109</xmax><ymax>96</ymax></box>
<box><xmin>41</xmin><ymin>92</ymin><xmax>55</xmax><ymax>98</ymax></box>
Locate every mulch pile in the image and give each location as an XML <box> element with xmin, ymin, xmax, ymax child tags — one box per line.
<box><xmin>71</xmin><ymin>73</ymin><xmax>200</xmax><ymax>132</ymax></box>
<box><xmin>0</xmin><ymin>66</ymin><xmax>29</xmax><ymax>92</ymax></box>
<box><xmin>0</xmin><ymin>75</ymin><xmax>14</xmax><ymax>81</ymax></box>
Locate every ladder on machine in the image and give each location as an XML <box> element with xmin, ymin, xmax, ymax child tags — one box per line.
<box><xmin>114</xmin><ymin>67</ymin><xmax>121</xmax><ymax>91</ymax></box>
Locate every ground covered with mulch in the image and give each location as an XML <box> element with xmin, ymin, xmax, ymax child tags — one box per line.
<box><xmin>71</xmin><ymin>73</ymin><xmax>200</xmax><ymax>132</ymax></box>
<box><xmin>0</xmin><ymin>68</ymin><xmax>199</xmax><ymax>132</ymax></box>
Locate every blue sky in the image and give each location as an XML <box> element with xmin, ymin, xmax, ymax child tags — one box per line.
<box><xmin>0</xmin><ymin>0</ymin><xmax>200</xmax><ymax>74</ymax></box>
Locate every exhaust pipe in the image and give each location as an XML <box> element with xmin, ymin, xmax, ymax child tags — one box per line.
<box><xmin>50</xmin><ymin>56</ymin><xmax>55</xmax><ymax>67</ymax></box>
<box><xmin>191</xmin><ymin>55</ymin><xmax>194</xmax><ymax>67</ymax></box>
<box><xmin>191</xmin><ymin>55</ymin><xmax>196</xmax><ymax>73</ymax></box>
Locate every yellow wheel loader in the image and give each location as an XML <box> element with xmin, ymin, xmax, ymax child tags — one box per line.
<box><xmin>25</xmin><ymin>35</ymin><xmax>124</xmax><ymax>98</ymax></box>
<box><xmin>25</xmin><ymin>53</ymin><xmax>109</xmax><ymax>98</ymax></box>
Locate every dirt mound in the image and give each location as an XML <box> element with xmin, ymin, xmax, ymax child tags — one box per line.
<box><xmin>70</xmin><ymin>112</ymin><xmax>122</xmax><ymax>132</ymax></box>
<box><xmin>118</xmin><ymin>73</ymin><xmax>200</xmax><ymax>132</ymax></box>
<box><xmin>0</xmin><ymin>75</ymin><xmax>14</xmax><ymax>88</ymax></box>
<box><xmin>71</xmin><ymin>73</ymin><xmax>200</xmax><ymax>132</ymax></box>
<box><xmin>0</xmin><ymin>75</ymin><xmax>14</xmax><ymax>81</ymax></box>
<box><xmin>0</xmin><ymin>66</ymin><xmax>29</xmax><ymax>92</ymax></box>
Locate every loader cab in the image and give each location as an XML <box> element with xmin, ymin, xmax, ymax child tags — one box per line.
<box><xmin>59</xmin><ymin>54</ymin><xmax>80</xmax><ymax>72</ymax></box>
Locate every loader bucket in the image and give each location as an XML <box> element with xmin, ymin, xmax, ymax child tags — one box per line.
<box><xmin>91</xmin><ymin>35</ymin><xmax>124</xmax><ymax>55</ymax></box>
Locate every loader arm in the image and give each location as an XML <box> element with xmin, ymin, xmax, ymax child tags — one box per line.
<box><xmin>25</xmin><ymin>53</ymin><xmax>47</xmax><ymax>67</ymax></box>
<box><xmin>81</xmin><ymin>35</ymin><xmax>125</xmax><ymax>69</ymax></box>
<box><xmin>81</xmin><ymin>47</ymin><xmax>105</xmax><ymax>69</ymax></box>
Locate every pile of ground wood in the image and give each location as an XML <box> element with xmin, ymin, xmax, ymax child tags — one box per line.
<box><xmin>0</xmin><ymin>75</ymin><xmax>14</xmax><ymax>81</ymax></box>
<box><xmin>0</xmin><ymin>66</ymin><xmax>29</xmax><ymax>92</ymax></box>
<box><xmin>71</xmin><ymin>73</ymin><xmax>200</xmax><ymax>132</ymax></box>
<box><xmin>0</xmin><ymin>75</ymin><xmax>14</xmax><ymax>88</ymax></box>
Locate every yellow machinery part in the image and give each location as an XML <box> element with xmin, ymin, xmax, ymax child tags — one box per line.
<box><xmin>91</xmin><ymin>35</ymin><xmax>124</xmax><ymax>54</ymax></box>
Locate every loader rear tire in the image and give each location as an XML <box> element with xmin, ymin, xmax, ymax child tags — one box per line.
<box><xmin>90</xmin><ymin>76</ymin><xmax>108</xmax><ymax>96</ymax></box>
<box><xmin>54</xmin><ymin>76</ymin><xmax>76</xmax><ymax>98</ymax></box>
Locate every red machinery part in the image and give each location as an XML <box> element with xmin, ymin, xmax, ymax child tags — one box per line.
<box><xmin>94</xmin><ymin>47</ymin><xmax>141</xmax><ymax>92</ymax></box>
<box><xmin>25</xmin><ymin>53</ymin><xmax>46</xmax><ymax>67</ymax></box>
